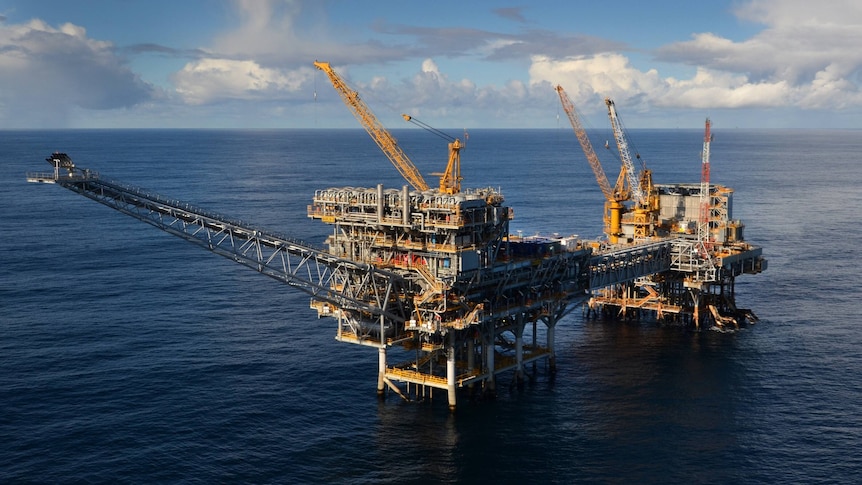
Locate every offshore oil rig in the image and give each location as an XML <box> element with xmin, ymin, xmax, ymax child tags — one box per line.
<box><xmin>26</xmin><ymin>63</ymin><xmax>765</xmax><ymax>410</ymax></box>
<box><xmin>554</xmin><ymin>86</ymin><xmax>765</xmax><ymax>327</ymax></box>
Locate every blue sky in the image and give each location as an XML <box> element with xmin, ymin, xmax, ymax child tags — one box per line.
<box><xmin>1</xmin><ymin>0</ymin><xmax>860</xmax><ymax>129</ymax></box>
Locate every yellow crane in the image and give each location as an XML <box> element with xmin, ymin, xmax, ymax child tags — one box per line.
<box><xmin>401</xmin><ymin>114</ymin><xmax>462</xmax><ymax>194</ymax></box>
<box><xmin>314</xmin><ymin>61</ymin><xmax>430</xmax><ymax>192</ymax></box>
<box><xmin>605</xmin><ymin>98</ymin><xmax>659</xmax><ymax>239</ymax></box>
<box><xmin>605</xmin><ymin>98</ymin><xmax>644</xmax><ymax>206</ymax></box>
<box><xmin>555</xmin><ymin>85</ymin><xmax>628</xmax><ymax>243</ymax></box>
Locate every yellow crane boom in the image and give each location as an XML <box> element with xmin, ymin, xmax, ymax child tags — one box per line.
<box><xmin>314</xmin><ymin>61</ymin><xmax>430</xmax><ymax>192</ymax></box>
<box><xmin>402</xmin><ymin>114</ymin><xmax>462</xmax><ymax>194</ymax></box>
<box><xmin>555</xmin><ymin>85</ymin><xmax>627</xmax><ymax>243</ymax></box>
<box><xmin>555</xmin><ymin>85</ymin><xmax>614</xmax><ymax>201</ymax></box>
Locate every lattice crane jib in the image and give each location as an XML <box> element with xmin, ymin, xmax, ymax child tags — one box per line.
<box><xmin>555</xmin><ymin>86</ymin><xmax>628</xmax><ymax>242</ymax></box>
<box><xmin>441</xmin><ymin>137</ymin><xmax>462</xmax><ymax>195</ymax></box>
<box><xmin>313</xmin><ymin>61</ymin><xmax>430</xmax><ymax>192</ymax></box>
<box><xmin>555</xmin><ymin>85</ymin><xmax>614</xmax><ymax>201</ymax></box>
<box><xmin>605</xmin><ymin>98</ymin><xmax>644</xmax><ymax>206</ymax></box>
<box><xmin>402</xmin><ymin>114</ymin><xmax>462</xmax><ymax>195</ymax></box>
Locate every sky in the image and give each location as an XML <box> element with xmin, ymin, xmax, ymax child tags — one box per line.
<box><xmin>1</xmin><ymin>0</ymin><xmax>861</xmax><ymax>129</ymax></box>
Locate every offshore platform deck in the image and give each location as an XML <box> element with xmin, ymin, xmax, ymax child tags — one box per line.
<box><xmin>25</xmin><ymin>65</ymin><xmax>766</xmax><ymax>411</ymax></box>
<box><xmin>28</xmin><ymin>161</ymin><xmax>592</xmax><ymax>410</ymax></box>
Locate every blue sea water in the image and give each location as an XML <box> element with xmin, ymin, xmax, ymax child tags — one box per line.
<box><xmin>2</xmin><ymin>128</ymin><xmax>861</xmax><ymax>483</ymax></box>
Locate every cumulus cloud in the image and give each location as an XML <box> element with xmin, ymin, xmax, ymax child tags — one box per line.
<box><xmin>173</xmin><ymin>58</ymin><xmax>313</xmax><ymax>105</ymax></box>
<box><xmin>169</xmin><ymin>0</ymin><xmax>405</xmax><ymax>106</ymax></box>
<box><xmin>0</xmin><ymin>18</ymin><xmax>153</xmax><ymax>125</ymax></box>
<box><xmin>529</xmin><ymin>54</ymin><xmax>662</xmax><ymax>111</ymax></box>
<box><xmin>168</xmin><ymin>0</ymin><xmax>620</xmax><ymax>115</ymax></box>
<box><xmin>651</xmin><ymin>0</ymin><xmax>862</xmax><ymax>110</ymax></box>
<box><xmin>210</xmin><ymin>0</ymin><xmax>404</xmax><ymax>65</ymax></box>
<box><xmin>526</xmin><ymin>0</ymin><xmax>862</xmax><ymax>116</ymax></box>
<box><xmin>659</xmin><ymin>68</ymin><xmax>794</xmax><ymax>108</ymax></box>
<box><xmin>213</xmin><ymin>0</ymin><xmax>306</xmax><ymax>62</ymax></box>
<box><xmin>529</xmin><ymin>49</ymin><xmax>825</xmax><ymax>114</ymax></box>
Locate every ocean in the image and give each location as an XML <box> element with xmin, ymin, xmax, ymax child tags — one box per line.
<box><xmin>2</xmin><ymin>128</ymin><xmax>861</xmax><ymax>483</ymax></box>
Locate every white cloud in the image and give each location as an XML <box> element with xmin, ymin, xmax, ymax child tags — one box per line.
<box><xmin>800</xmin><ymin>63</ymin><xmax>859</xmax><ymax>109</ymax></box>
<box><xmin>0</xmin><ymin>18</ymin><xmax>152</xmax><ymax>126</ymax></box>
<box><xmin>173</xmin><ymin>58</ymin><xmax>312</xmax><ymax>105</ymax></box>
<box><xmin>213</xmin><ymin>0</ymin><xmax>305</xmax><ymax>60</ymax></box>
<box><xmin>652</xmin><ymin>0</ymin><xmax>862</xmax><ymax>110</ymax></box>
<box><xmin>735</xmin><ymin>0</ymin><xmax>862</xmax><ymax>28</ymax></box>
<box><xmin>527</xmin><ymin>0</ymin><xmax>862</xmax><ymax>116</ymax></box>
<box><xmin>208</xmin><ymin>0</ymin><xmax>393</xmax><ymax>65</ymax></box>
<box><xmin>168</xmin><ymin>0</ymin><xmax>388</xmax><ymax>107</ymax></box>
<box><xmin>421</xmin><ymin>58</ymin><xmax>440</xmax><ymax>75</ymax></box>
<box><xmin>528</xmin><ymin>54</ymin><xmax>662</xmax><ymax>111</ymax></box>
<box><xmin>660</xmin><ymin>68</ymin><xmax>794</xmax><ymax>108</ymax></box>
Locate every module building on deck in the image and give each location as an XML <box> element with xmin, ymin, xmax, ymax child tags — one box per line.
<box><xmin>308</xmin><ymin>183</ymin><xmax>591</xmax><ymax>408</ymax></box>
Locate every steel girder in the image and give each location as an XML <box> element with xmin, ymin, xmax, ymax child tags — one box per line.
<box><xmin>589</xmin><ymin>240</ymin><xmax>673</xmax><ymax>289</ymax></box>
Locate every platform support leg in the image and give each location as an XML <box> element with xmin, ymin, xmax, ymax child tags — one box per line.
<box><xmin>447</xmin><ymin>331</ymin><xmax>457</xmax><ymax>412</ymax></box>
<box><xmin>547</xmin><ymin>317</ymin><xmax>557</xmax><ymax>375</ymax></box>
<box><xmin>515</xmin><ymin>314</ymin><xmax>525</xmax><ymax>388</ymax></box>
<box><xmin>484</xmin><ymin>324</ymin><xmax>496</xmax><ymax>397</ymax></box>
<box><xmin>691</xmin><ymin>289</ymin><xmax>701</xmax><ymax>330</ymax></box>
<box><xmin>467</xmin><ymin>337</ymin><xmax>475</xmax><ymax>392</ymax></box>
<box><xmin>377</xmin><ymin>347</ymin><xmax>386</xmax><ymax>398</ymax></box>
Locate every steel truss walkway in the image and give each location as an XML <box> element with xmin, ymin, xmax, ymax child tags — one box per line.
<box><xmin>26</xmin><ymin>170</ymin><xmax>413</xmax><ymax>324</ymax></box>
<box><xmin>588</xmin><ymin>240</ymin><xmax>673</xmax><ymax>288</ymax></box>
<box><xmin>588</xmin><ymin>238</ymin><xmax>733</xmax><ymax>289</ymax></box>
